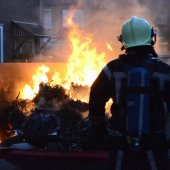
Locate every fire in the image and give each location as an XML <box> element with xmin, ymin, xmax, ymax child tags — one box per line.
<box><xmin>65</xmin><ymin>16</ymin><xmax>106</xmax><ymax>88</ymax></box>
<box><xmin>20</xmin><ymin>64</ymin><xmax>49</xmax><ymax>100</ymax></box>
<box><xmin>20</xmin><ymin>11</ymin><xmax>106</xmax><ymax>102</ymax></box>
<box><xmin>107</xmin><ymin>43</ymin><xmax>113</xmax><ymax>52</ymax></box>
<box><xmin>105</xmin><ymin>98</ymin><xmax>113</xmax><ymax>118</ymax></box>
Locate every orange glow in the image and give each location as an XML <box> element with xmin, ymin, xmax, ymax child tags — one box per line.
<box><xmin>64</xmin><ymin>14</ymin><xmax>106</xmax><ymax>88</ymax></box>
<box><xmin>20</xmin><ymin>11</ymin><xmax>106</xmax><ymax>102</ymax></box>
<box><xmin>20</xmin><ymin>64</ymin><xmax>49</xmax><ymax>100</ymax></box>
<box><xmin>105</xmin><ymin>98</ymin><xmax>113</xmax><ymax>118</ymax></box>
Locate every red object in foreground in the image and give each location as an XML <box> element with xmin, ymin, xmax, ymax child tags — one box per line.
<box><xmin>0</xmin><ymin>148</ymin><xmax>113</xmax><ymax>170</ymax></box>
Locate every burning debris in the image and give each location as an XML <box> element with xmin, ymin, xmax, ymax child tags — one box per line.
<box><xmin>0</xmin><ymin>11</ymin><xmax>110</xmax><ymax>150</ymax></box>
<box><xmin>0</xmin><ymin>82</ymin><xmax>89</xmax><ymax>151</ymax></box>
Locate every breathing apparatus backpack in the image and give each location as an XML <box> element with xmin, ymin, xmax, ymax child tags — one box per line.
<box><xmin>126</xmin><ymin>66</ymin><xmax>150</xmax><ymax>138</ymax></box>
<box><xmin>107</xmin><ymin>56</ymin><xmax>166</xmax><ymax>150</ymax></box>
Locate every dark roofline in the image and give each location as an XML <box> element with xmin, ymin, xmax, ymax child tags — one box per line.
<box><xmin>12</xmin><ymin>20</ymin><xmax>49</xmax><ymax>38</ymax></box>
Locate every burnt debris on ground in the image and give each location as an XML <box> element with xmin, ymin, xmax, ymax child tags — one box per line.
<box><xmin>0</xmin><ymin>83</ymin><xmax>89</xmax><ymax>150</ymax></box>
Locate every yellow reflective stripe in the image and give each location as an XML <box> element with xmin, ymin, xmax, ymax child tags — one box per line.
<box><xmin>115</xmin><ymin>150</ymin><xmax>124</xmax><ymax>170</ymax></box>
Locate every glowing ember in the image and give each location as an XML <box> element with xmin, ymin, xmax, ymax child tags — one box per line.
<box><xmin>107</xmin><ymin>43</ymin><xmax>113</xmax><ymax>52</ymax></box>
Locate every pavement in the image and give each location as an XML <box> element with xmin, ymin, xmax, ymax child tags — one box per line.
<box><xmin>0</xmin><ymin>159</ymin><xmax>20</xmax><ymax>170</ymax></box>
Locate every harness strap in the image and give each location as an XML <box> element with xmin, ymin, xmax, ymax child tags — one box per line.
<box><xmin>146</xmin><ymin>150</ymin><xmax>157</xmax><ymax>170</ymax></box>
<box><xmin>152</xmin><ymin>72</ymin><xmax>170</xmax><ymax>90</ymax></box>
<box><xmin>103</xmin><ymin>66</ymin><xmax>170</xmax><ymax>103</ymax></box>
<box><xmin>103</xmin><ymin>65</ymin><xmax>127</xmax><ymax>103</ymax></box>
<box><xmin>115</xmin><ymin>150</ymin><xmax>124</xmax><ymax>170</ymax></box>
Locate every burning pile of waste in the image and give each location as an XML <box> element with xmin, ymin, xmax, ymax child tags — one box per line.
<box><xmin>0</xmin><ymin>83</ymin><xmax>89</xmax><ymax>151</ymax></box>
<box><xmin>0</xmin><ymin>10</ymin><xmax>113</xmax><ymax>150</ymax></box>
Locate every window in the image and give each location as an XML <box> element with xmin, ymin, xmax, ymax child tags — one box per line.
<box><xmin>62</xmin><ymin>9</ymin><xmax>84</xmax><ymax>28</ymax></box>
<box><xmin>0</xmin><ymin>24</ymin><xmax>3</xmax><ymax>63</ymax></box>
<box><xmin>43</xmin><ymin>9</ymin><xmax>52</xmax><ymax>29</ymax></box>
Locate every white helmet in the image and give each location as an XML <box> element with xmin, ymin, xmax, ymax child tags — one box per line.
<box><xmin>118</xmin><ymin>16</ymin><xmax>156</xmax><ymax>49</ymax></box>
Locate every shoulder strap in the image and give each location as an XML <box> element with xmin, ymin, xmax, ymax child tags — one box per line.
<box><xmin>103</xmin><ymin>65</ymin><xmax>112</xmax><ymax>81</ymax></box>
<box><xmin>103</xmin><ymin>57</ymin><xmax>127</xmax><ymax>103</ymax></box>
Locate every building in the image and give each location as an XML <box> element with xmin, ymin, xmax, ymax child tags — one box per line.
<box><xmin>40</xmin><ymin>0</ymin><xmax>81</xmax><ymax>62</ymax></box>
<box><xmin>0</xmin><ymin>0</ymin><xmax>50</xmax><ymax>62</ymax></box>
<box><xmin>0</xmin><ymin>0</ymin><xmax>80</xmax><ymax>62</ymax></box>
<box><xmin>0</xmin><ymin>23</ymin><xmax>3</xmax><ymax>62</ymax></box>
<box><xmin>0</xmin><ymin>0</ymin><xmax>169</xmax><ymax>62</ymax></box>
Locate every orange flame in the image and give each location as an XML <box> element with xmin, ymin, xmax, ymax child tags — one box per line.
<box><xmin>20</xmin><ymin>64</ymin><xmax>49</xmax><ymax>100</ymax></box>
<box><xmin>64</xmin><ymin>13</ymin><xmax>106</xmax><ymax>89</ymax></box>
<box><xmin>20</xmin><ymin>11</ymin><xmax>106</xmax><ymax>102</ymax></box>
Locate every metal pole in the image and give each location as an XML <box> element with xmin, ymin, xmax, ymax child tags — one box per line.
<box><xmin>40</xmin><ymin>0</ymin><xmax>42</xmax><ymax>24</ymax></box>
<box><xmin>0</xmin><ymin>25</ymin><xmax>4</xmax><ymax>63</ymax></box>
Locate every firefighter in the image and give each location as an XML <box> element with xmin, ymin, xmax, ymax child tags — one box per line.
<box><xmin>88</xmin><ymin>16</ymin><xmax>170</xmax><ymax>169</ymax></box>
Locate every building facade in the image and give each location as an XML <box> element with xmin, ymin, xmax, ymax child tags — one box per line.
<box><xmin>0</xmin><ymin>0</ymin><xmax>169</xmax><ymax>62</ymax></box>
<box><xmin>0</xmin><ymin>0</ymin><xmax>79</xmax><ymax>62</ymax></box>
<box><xmin>0</xmin><ymin>0</ymin><xmax>44</xmax><ymax>62</ymax></box>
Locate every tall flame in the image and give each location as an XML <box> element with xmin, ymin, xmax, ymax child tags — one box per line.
<box><xmin>64</xmin><ymin>14</ymin><xmax>106</xmax><ymax>88</ymax></box>
<box><xmin>20</xmin><ymin>11</ymin><xmax>106</xmax><ymax>102</ymax></box>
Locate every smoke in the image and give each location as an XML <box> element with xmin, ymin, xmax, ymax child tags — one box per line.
<box><xmin>32</xmin><ymin>0</ymin><xmax>169</xmax><ymax>62</ymax></box>
<box><xmin>0</xmin><ymin>64</ymin><xmax>27</xmax><ymax>113</ymax></box>
<box><xmin>0</xmin><ymin>1</ymin><xmax>169</xmax><ymax>109</ymax></box>
<box><xmin>78</xmin><ymin>0</ymin><xmax>170</xmax><ymax>60</ymax></box>
<box><xmin>0</xmin><ymin>64</ymin><xmax>26</xmax><ymax>102</ymax></box>
<box><xmin>76</xmin><ymin>0</ymin><xmax>153</xmax><ymax>61</ymax></box>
